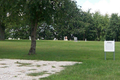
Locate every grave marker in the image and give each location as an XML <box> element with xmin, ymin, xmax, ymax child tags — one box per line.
<box><xmin>8</xmin><ymin>38</ymin><xmax>12</xmax><ymax>40</ymax></box>
<box><xmin>64</xmin><ymin>36</ymin><xmax>68</xmax><ymax>41</ymax></box>
<box><xmin>37</xmin><ymin>38</ymin><xmax>39</xmax><ymax>40</ymax></box>
<box><xmin>29</xmin><ymin>36</ymin><xmax>31</xmax><ymax>40</ymax></box>
<box><xmin>18</xmin><ymin>38</ymin><xmax>20</xmax><ymax>40</ymax></box>
<box><xmin>74</xmin><ymin>37</ymin><xmax>77</xmax><ymax>42</ymax></box>
<box><xmin>54</xmin><ymin>38</ymin><xmax>58</xmax><ymax>40</ymax></box>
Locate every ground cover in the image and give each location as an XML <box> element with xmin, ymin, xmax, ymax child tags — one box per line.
<box><xmin>0</xmin><ymin>40</ymin><xmax>120</xmax><ymax>80</ymax></box>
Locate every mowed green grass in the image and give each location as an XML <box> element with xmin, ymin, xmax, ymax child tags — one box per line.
<box><xmin>0</xmin><ymin>40</ymin><xmax>120</xmax><ymax>80</ymax></box>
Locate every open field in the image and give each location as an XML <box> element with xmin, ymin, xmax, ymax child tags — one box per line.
<box><xmin>0</xmin><ymin>40</ymin><xmax>120</xmax><ymax>80</ymax></box>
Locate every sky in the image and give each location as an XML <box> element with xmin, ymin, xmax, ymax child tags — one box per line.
<box><xmin>76</xmin><ymin>0</ymin><xmax>120</xmax><ymax>15</ymax></box>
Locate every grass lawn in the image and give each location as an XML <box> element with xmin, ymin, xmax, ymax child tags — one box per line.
<box><xmin>0</xmin><ymin>40</ymin><xmax>120</xmax><ymax>80</ymax></box>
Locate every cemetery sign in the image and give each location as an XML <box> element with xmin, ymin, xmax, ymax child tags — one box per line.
<box><xmin>104</xmin><ymin>40</ymin><xmax>115</xmax><ymax>60</ymax></box>
<box><xmin>104</xmin><ymin>41</ymin><xmax>115</xmax><ymax>52</ymax></box>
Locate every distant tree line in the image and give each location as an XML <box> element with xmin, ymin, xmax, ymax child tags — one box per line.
<box><xmin>5</xmin><ymin>12</ymin><xmax>120</xmax><ymax>41</ymax></box>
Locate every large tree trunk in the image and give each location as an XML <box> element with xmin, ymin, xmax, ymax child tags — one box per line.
<box><xmin>0</xmin><ymin>24</ymin><xmax>5</xmax><ymax>40</ymax></box>
<box><xmin>28</xmin><ymin>22</ymin><xmax>37</xmax><ymax>55</ymax></box>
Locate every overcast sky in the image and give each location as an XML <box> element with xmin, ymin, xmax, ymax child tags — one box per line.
<box><xmin>76</xmin><ymin>0</ymin><xmax>120</xmax><ymax>15</ymax></box>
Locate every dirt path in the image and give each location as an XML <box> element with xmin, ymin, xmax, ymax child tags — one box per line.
<box><xmin>0</xmin><ymin>59</ymin><xmax>81</xmax><ymax>80</ymax></box>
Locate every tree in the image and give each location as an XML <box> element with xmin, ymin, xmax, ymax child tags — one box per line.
<box><xmin>1</xmin><ymin>0</ymin><xmax>72</xmax><ymax>54</ymax></box>
<box><xmin>37</xmin><ymin>22</ymin><xmax>54</xmax><ymax>40</ymax></box>
<box><xmin>106</xmin><ymin>13</ymin><xmax>120</xmax><ymax>41</ymax></box>
<box><xmin>0</xmin><ymin>24</ymin><xmax>5</xmax><ymax>40</ymax></box>
<box><xmin>5</xmin><ymin>25</ymin><xmax>30</xmax><ymax>39</ymax></box>
<box><xmin>92</xmin><ymin>11</ymin><xmax>108</xmax><ymax>41</ymax></box>
<box><xmin>18</xmin><ymin>0</ymin><xmax>74</xmax><ymax>55</ymax></box>
<box><xmin>100</xmin><ymin>14</ymin><xmax>109</xmax><ymax>40</ymax></box>
<box><xmin>78</xmin><ymin>10</ymin><xmax>93</xmax><ymax>40</ymax></box>
<box><xmin>0</xmin><ymin>0</ymin><xmax>8</xmax><ymax>40</ymax></box>
<box><xmin>53</xmin><ymin>1</ymin><xmax>81</xmax><ymax>40</ymax></box>
<box><xmin>0</xmin><ymin>0</ymin><xmax>25</xmax><ymax>40</ymax></box>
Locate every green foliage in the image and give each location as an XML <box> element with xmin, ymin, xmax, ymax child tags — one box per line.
<box><xmin>5</xmin><ymin>25</ymin><xmax>30</xmax><ymax>39</ymax></box>
<box><xmin>2</xmin><ymin>0</ymin><xmax>120</xmax><ymax>41</ymax></box>
<box><xmin>106</xmin><ymin>13</ymin><xmax>120</xmax><ymax>41</ymax></box>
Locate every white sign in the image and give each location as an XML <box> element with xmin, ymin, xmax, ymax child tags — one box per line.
<box><xmin>104</xmin><ymin>41</ymin><xmax>115</xmax><ymax>52</ymax></box>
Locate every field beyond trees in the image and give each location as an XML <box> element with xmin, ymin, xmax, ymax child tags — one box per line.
<box><xmin>0</xmin><ymin>40</ymin><xmax>120</xmax><ymax>80</ymax></box>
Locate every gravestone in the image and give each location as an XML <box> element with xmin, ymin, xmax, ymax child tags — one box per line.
<box><xmin>64</xmin><ymin>36</ymin><xmax>68</xmax><ymax>41</ymax></box>
<box><xmin>18</xmin><ymin>38</ymin><xmax>20</xmax><ymax>40</ymax></box>
<box><xmin>29</xmin><ymin>36</ymin><xmax>31</xmax><ymax>40</ymax></box>
<box><xmin>37</xmin><ymin>38</ymin><xmax>39</xmax><ymax>40</ymax></box>
<box><xmin>8</xmin><ymin>38</ymin><xmax>12</xmax><ymax>40</ymax></box>
<box><xmin>41</xmin><ymin>37</ymin><xmax>44</xmax><ymax>40</ymax></box>
<box><xmin>104</xmin><ymin>40</ymin><xmax>115</xmax><ymax>60</ymax></box>
<box><xmin>74</xmin><ymin>37</ymin><xmax>77</xmax><ymax>42</ymax></box>
<box><xmin>54</xmin><ymin>38</ymin><xmax>57</xmax><ymax>40</ymax></box>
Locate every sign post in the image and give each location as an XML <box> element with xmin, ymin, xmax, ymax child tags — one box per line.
<box><xmin>104</xmin><ymin>40</ymin><xmax>115</xmax><ymax>60</ymax></box>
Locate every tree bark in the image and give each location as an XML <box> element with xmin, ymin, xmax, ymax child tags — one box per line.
<box><xmin>0</xmin><ymin>24</ymin><xmax>5</xmax><ymax>40</ymax></box>
<box><xmin>28</xmin><ymin>22</ymin><xmax>37</xmax><ymax>55</ymax></box>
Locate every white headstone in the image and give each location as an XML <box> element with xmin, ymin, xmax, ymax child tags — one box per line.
<box><xmin>54</xmin><ymin>38</ymin><xmax>56</xmax><ymax>40</ymax></box>
<box><xmin>8</xmin><ymin>38</ymin><xmax>12</xmax><ymax>40</ymax></box>
<box><xmin>29</xmin><ymin>36</ymin><xmax>31</xmax><ymax>40</ymax></box>
<box><xmin>104</xmin><ymin>41</ymin><xmax>115</xmax><ymax>52</ymax></box>
<box><xmin>85</xmin><ymin>39</ymin><xmax>87</xmax><ymax>42</ymax></box>
<box><xmin>18</xmin><ymin>38</ymin><xmax>20</xmax><ymax>40</ymax></box>
<box><xmin>41</xmin><ymin>37</ymin><xmax>44</xmax><ymax>40</ymax></box>
<box><xmin>37</xmin><ymin>38</ymin><xmax>39</xmax><ymax>40</ymax></box>
<box><xmin>64</xmin><ymin>36</ymin><xmax>68</xmax><ymax>41</ymax></box>
<box><xmin>74</xmin><ymin>37</ymin><xmax>77</xmax><ymax>42</ymax></box>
